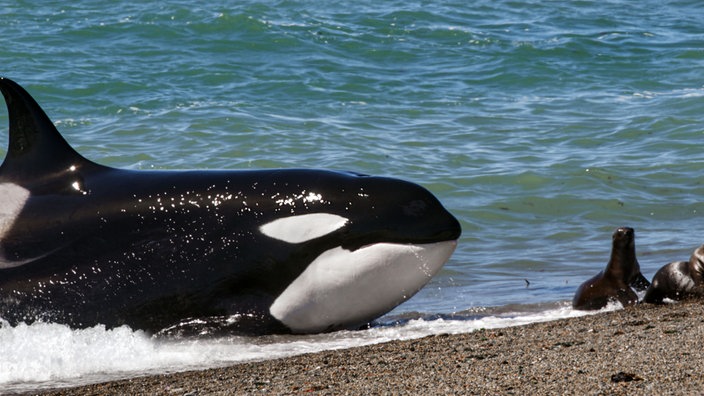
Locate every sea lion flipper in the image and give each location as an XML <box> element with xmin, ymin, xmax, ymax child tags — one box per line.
<box><xmin>616</xmin><ymin>287</ymin><xmax>639</xmax><ymax>307</ymax></box>
<box><xmin>629</xmin><ymin>272</ymin><xmax>651</xmax><ymax>292</ymax></box>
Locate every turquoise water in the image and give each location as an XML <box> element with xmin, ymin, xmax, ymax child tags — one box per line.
<box><xmin>2</xmin><ymin>0</ymin><xmax>704</xmax><ymax>315</ymax></box>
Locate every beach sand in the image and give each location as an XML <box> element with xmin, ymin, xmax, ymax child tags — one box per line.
<box><xmin>32</xmin><ymin>300</ymin><xmax>704</xmax><ymax>395</ymax></box>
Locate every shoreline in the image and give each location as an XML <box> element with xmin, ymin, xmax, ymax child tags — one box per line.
<box><xmin>30</xmin><ymin>300</ymin><xmax>704</xmax><ymax>395</ymax></box>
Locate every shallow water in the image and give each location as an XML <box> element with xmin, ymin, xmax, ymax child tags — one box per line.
<box><xmin>2</xmin><ymin>0</ymin><xmax>704</xmax><ymax>392</ymax></box>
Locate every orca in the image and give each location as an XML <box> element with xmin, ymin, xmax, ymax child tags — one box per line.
<box><xmin>0</xmin><ymin>77</ymin><xmax>461</xmax><ymax>335</ymax></box>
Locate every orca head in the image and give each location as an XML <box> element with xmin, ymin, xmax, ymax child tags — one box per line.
<box><xmin>257</xmin><ymin>174</ymin><xmax>461</xmax><ymax>333</ymax></box>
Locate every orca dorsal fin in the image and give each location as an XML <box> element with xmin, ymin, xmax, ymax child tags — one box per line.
<box><xmin>0</xmin><ymin>77</ymin><xmax>96</xmax><ymax>183</ymax></box>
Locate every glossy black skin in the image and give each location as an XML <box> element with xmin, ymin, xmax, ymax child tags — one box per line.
<box><xmin>0</xmin><ymin>78</ymin><xmax>461</xmax><ymax>334</ymax></box>
<box><xmin>572</xmin><ymin>227</ymin><xmax>650</xmax><ymax>310</ymax></box>
<box><xmin>643</xmin><ymin>245</ymin><xmax>704</xmax><ymax>304</ymax></box>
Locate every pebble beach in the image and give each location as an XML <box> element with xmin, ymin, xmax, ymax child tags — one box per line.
<box><xmin>4</xmin><ymin>3</ymin><xmax>704</xmax><ymax>396</ymax></box>
<box><xmin>30</xmin><ymin>300</ymin><xmax>704</xmax><ymax>396</ymax></box>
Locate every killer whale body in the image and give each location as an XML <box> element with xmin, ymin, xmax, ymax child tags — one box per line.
<box><xmin>0</xmin><ymin>77</ymin><xmax>461</xmax><ymax>335</ymax></box>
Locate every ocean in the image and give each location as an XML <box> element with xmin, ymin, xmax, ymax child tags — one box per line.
<box><xmin>2</xmin><ymin>0</ymin><xmax>704</xmax><ymax>392</ymax></box>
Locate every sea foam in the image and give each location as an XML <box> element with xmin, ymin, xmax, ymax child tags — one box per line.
<box><xmin>0</xmin><ymin>303</ymin><xmax>613</xmax><ymax>394</ymax></box>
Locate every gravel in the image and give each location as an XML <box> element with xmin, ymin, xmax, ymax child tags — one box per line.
<box><xmin>26</xmin><ymin>300</ymin><xmax>704</xmax><ymax>395</ymax></box>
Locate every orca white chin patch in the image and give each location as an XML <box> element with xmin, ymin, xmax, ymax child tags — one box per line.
<box><xmin>269</xmin><ymin>240</ymin><xmax>457</xmax><ymax>333</ymax></box>
<box><xmin>259</xmin><ymin>213</ymin><xmax>348</xmax><ymax>244</ymax></box>
<box><xmin>0</xmin><ymin>183</ymin><xmax>31</xmax><ymax>268</ymax></box>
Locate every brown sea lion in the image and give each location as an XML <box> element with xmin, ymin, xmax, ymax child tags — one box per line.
<box><xmin>643</xmin><ymin>245</ymin><xmax>704</xmax><ymax>304</ymax></box>
<box><xmin>572</xmin><ymin>227</ymin><xmax>650</xmax><ymax>310</ymax></box>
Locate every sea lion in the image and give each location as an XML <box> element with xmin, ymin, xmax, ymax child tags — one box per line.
<box><xmin>572</xmin><ymin>227</ymin><xmax>650</xmax><ymax>310</ymax></box>
<box><xmin>643</xmin><ymin>245</ymin><xmax>704</xmax><ymax>304</ymax></box>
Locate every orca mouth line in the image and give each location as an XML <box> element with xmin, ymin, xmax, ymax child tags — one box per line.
<box><xmin>258</xmin><ymin>211</ymin><xmax>461</xmax><ymax>252</ymax></box>
<box><xmin>351</xmin><ymin>238</ymin><xmax>458</xmax><ymax>252</ymax></box>
<box><xmin>340</xmin><ymin>231</ymin><xmax>461</xmax><ymax>252</ymax></box>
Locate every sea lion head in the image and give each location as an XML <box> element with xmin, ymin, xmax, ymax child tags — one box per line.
<box><xmin>612</xmin><ymin>226</ymin><xmax>634</xmax><ymax>248</ymax></box>
<box><xmin>607</xmin><ymin>227</ymin><xmax>650</xmax><ymax>291</ymax></box>
<box><xmin>689</xmin><ymin>245</ymin><xmax>704</xmax><ymax>283</ymax></box>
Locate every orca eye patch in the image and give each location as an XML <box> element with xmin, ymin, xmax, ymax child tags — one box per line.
<box><xmin>259</xmin><ymin>213</ymin><xmax>348</xmax><ymax>243</ymax></box>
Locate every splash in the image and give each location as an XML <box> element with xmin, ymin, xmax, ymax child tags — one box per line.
<box><xmin>0</xmin><ymin>302</ymin><xmax>615</xmax><ymax>393</ymax></box>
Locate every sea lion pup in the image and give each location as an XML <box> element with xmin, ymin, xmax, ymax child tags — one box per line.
<box><xmin>572</xmin><ymin>227</ymin><xmax>651</xmax><ymax>310</ymax></box>
<box><xmin>643</xmin><ymin>245</ymin><xmax>704</xmax><ymax>304</ymax></box>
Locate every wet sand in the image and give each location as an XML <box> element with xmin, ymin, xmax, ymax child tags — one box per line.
<box><xmin>31</xmin><ymin>300</ymin><xmax>704</xmax><ymax>395</ymax></box>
